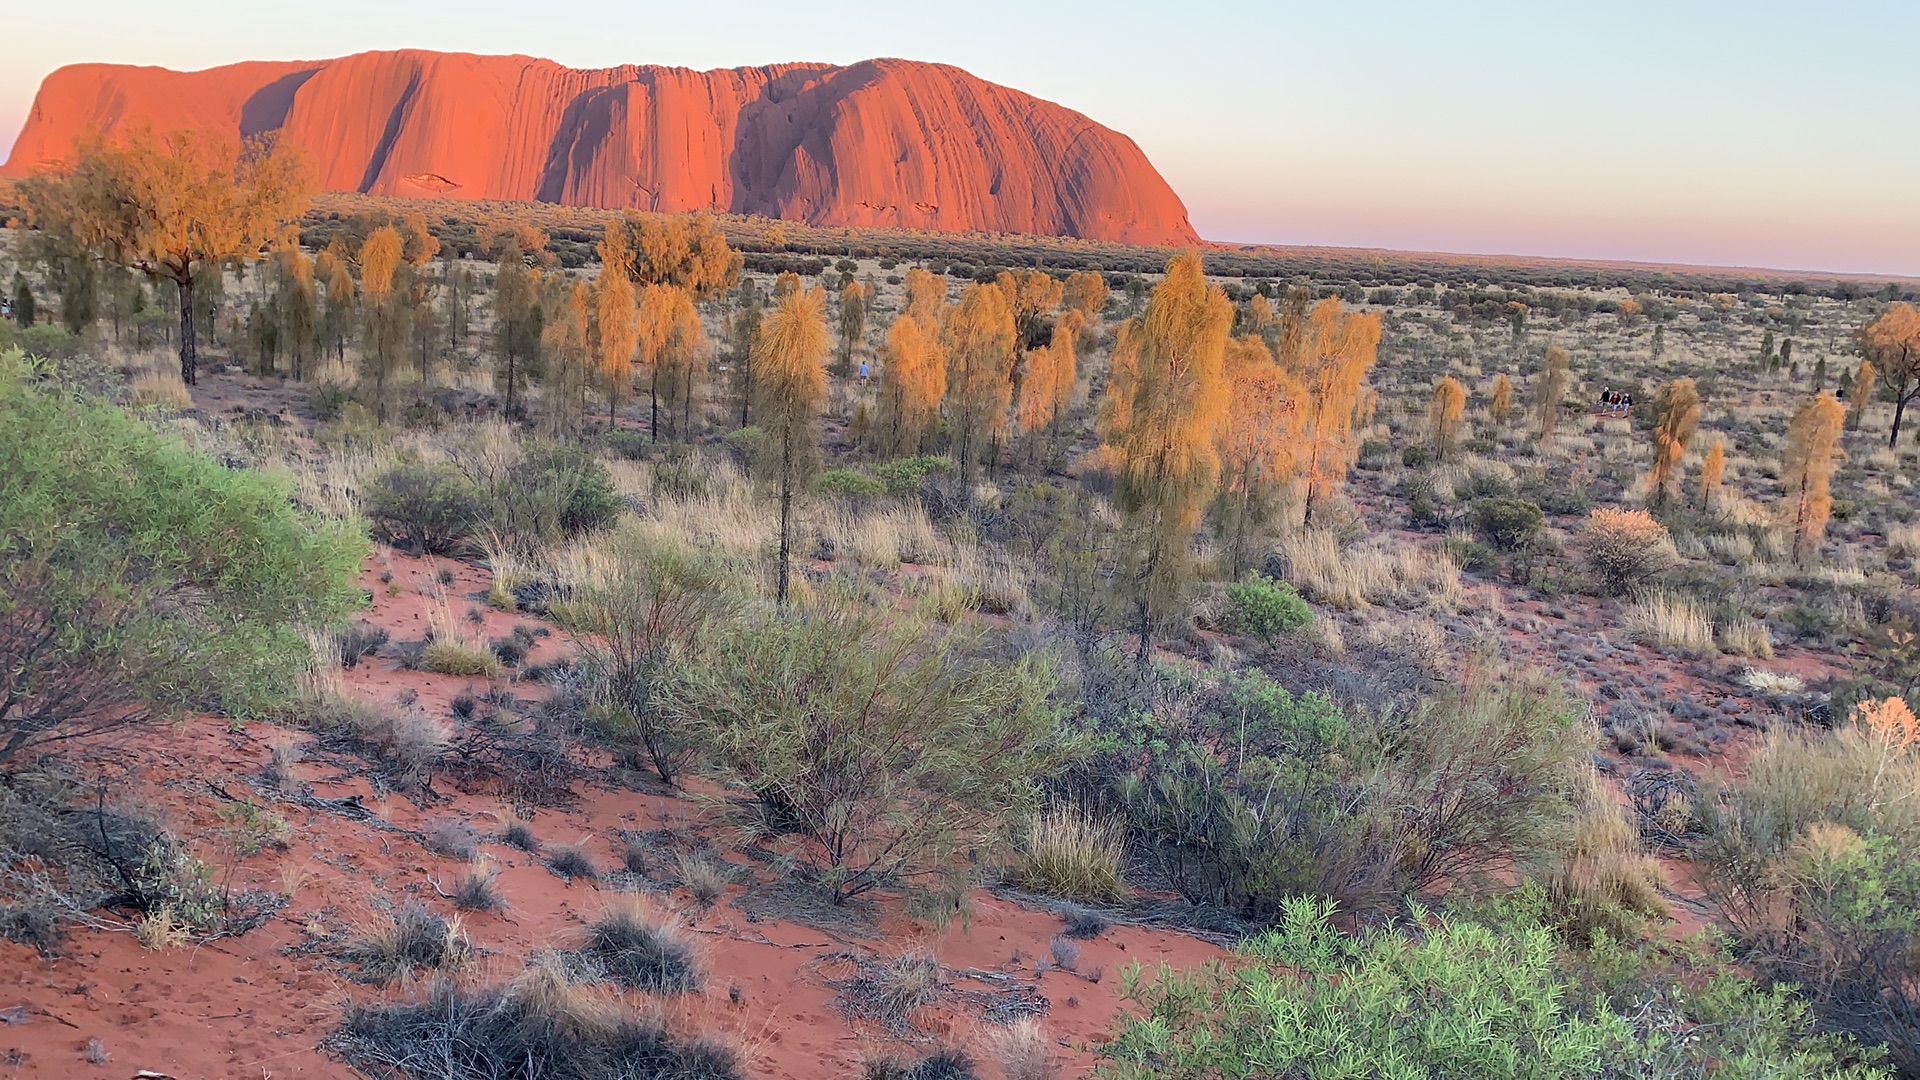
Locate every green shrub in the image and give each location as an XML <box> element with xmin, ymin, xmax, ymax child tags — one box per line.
<box><xmin>1695</xmin><ymin>718</ymin><xmax>1920</xmax><ymax>1073</ymax></box>
<box><xmin>0</xmin><ymin>349</ymin><xmax>366</xmax><ymax>764</ymax></box>
<box><xmin>1222</xmin><ymin>578</ymin><xmax>1311</xmax><ymax>643</ymax></box>
<box><xmin>1400</xmin><ymin>443</ymin><xmax>1432</xmax><ymax>468</ymax></box>
<box><xmin>1104</xmin><ymin>895</ymin><xmax>1890</xmax><ymax>1080</ymax></box>
<box><xmin>363</xmin><ymin>461</ymin><xmax>486</xmax><ymax>555</ymax></box>
<box><xmin>1112</xmin><ymin>665</ymin><xmax>1586</xmax><ymax>919</ymax></box>
<box><xmin>1471</xmin><ymin>497</ymin><xmax>1544</xmax><ymax>551</ymax></box>
<box><xmin>667</xmin><ymin>604</ymin><xmax>1073</xmax><ymax>903</ymax></box>
<box><xmin>874</xmin><ymin>455</ymin><xmax>954</xmax><ymax>497</ymax></box>
<box><xmin>816</xmin><ymin>468</ymin><xmax>887</xmax><ymax>500</ymax></box>
<box><xmin>554</xmin><ymin>528</ymin><xmax>739</xmax><ymax>785</ymax></box>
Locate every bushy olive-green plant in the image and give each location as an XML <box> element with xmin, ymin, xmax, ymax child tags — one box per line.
<box><xmin>0</xmin><ymin>349</ymin><xmax>366</xmax><ymax>765</ymax></box>
<box><xmin>1222</xmin><ymin>577</ymin><xmax>1312</xmax><ymax>644</ymax></box>
<box><xmin>666</xmin><ymin>603</ymin><xmax>1075</xmax><ymax>902</ymax></box>
<box><xmin>552</xmin><ymin>527</ymin><xmax>740</xmax><ymax>784</ymax></box>
<box><xmin>1104</xmin><ymin>894</ymin><xmax>1890</xmax><ymax>1080</ymax></box>
<box><xmin>1112</xmin><ymin>664</ymin><xmax>1588</xmax><ymax>919</ymax></box>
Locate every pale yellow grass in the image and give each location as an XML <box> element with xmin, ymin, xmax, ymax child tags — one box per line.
<box><xmin>1624</xmin><ymin>592</ymin><xmax>1715</xmax><ymax>655</ymax></box>
<box><xmin>1281</xmin><ymin>531</ymin><xmax>1462</xmax><ymax>612</ymax></box>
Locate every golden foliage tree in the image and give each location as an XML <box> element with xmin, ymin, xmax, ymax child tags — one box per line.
<box><xmin>542</xmin><ymin>279</ymin><xmax>592</xmax><ymax>437</ymax></box>
<box><xmin>1062</xmin><ymin>271</ymin><xmax>1109</xmax><ymax>319</ymax></box>
<box><xmin>492</xmin><ymin>247</ymin><xmax>543</xmax><ymax>418</ymax></box>
<box><xmin>874</xmin><ymin>313</ymin><xmax>945</xmax><ymax>458</ymax></box>
<box><xmin>1490</xmin><ymin>373</ymin><xmax>1514</xmax><ymax>424</ymax></box>
<box><xmin>1013</xmin><ymin>310</ymin><xmax>1084</xmax><ymax>465</ymax></box>
<box><xmin>1862</xmin><ymin>302</ymin><xmax>1920</xmax><ymax>446</ymax></box>
<box><xmin>944</xmin><ymin>282</ymin><xmax>1018</xmax><ymax>477</ymax></box>
<box><xmin>1846</xmin><ymin>360</ymin><xmax>1876</xmax><ymax>432</ymax></box>
<box><xmin>1646</xmin><ymin>377</ymin><xmax>1701</xmax><ymax>507</ymax></box>
<box><xmin>316</xmin><ymin>240</ymin><xmax>355</xmax><ymax>362</ymax></box>
<box><xmin>357</xmin><ymin>225</ymin><xmax>407</xmax><ymax>414</ymax></box>
<box><xmin>23</xmin><ymin>126</ymin><xmax>308</xmax><ymax>384</ymax></box>
<box><xmin>595</xmin><ymin>226</ymin><xmax>640</xmax><ymax>424</ymax></box>
<box><xmin>1698</xmin><ymin>438</ymin><xmax>1726</xmax><ymax>513</ymax></box>
<box><xmin>751</xmin><ymin>286</ymin><xmax>830</xmax><ymax>605</ymax></box>
<box><xmin>997</xmin><ymin>268</ymin><xmax>1064</xmax><ymax>355</ymax></box>
<box><xmin>607</xmin><ymin>211</ymin><xmax>741</xmax><ymax>299</ymax></box>
<box><xmin>272</xmin><ymin>247</ymin><xmax>318</xmax><ymax>380</ymax></box>
<box><xmin>1216</xmin><ymin>334</ymin><xmax>1303</xmax><ymax>578</ymax></box>
<box><xmin>1099</xmin><ymin>250</ymin><xmax>1232</xmax><ymax>659</ymax></box>
<box><xmin>1428</xmin><ymin>375</ymin><xmax>1466</xmax><ymax>460</ymax></box>
<box><xmin>835</xmin><ymin>280</ymin><xmax>868</xmax><ymax>377</ymax></box>
<box><xmin>655</xmin><ymin>290</ymin><xmax>708</xmax><ymax>442</ymax></box>
<box><xmin>1781</xmin><ymin>393</ymin><xmax>1845</xmax><ymax>564</ymax></box>
<box><xmin>636</xmin><ymin>284</ymin><xmax>698</xmax><ymax>439</ymax></box>
<box><xmin>1535</xmin><ymin>346</ymin><xmax>1573</xmax><ymax>441</ymax></box>
<box><xmin>903</xmin><ymin>268</ymin><xmax>947</xmax><ymax>325</ymax></box>
<box><xmin>1240</xmin><ymin>292</ymin><xmax>1275</xmax><ymax>339</ymax></box>
<box><xmin>1291</xmin><ymin>298</ymin><xmax>1381</xmax><ymax>520</ymax></box>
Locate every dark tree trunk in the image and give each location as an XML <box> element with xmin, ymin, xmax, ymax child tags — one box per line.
<box><xmin>176</xmin><ymin>272</ymin><xmax>197</xmax><ymax>386</ymax></box>
<box><xmin>777</xmin><ymin>430</ymin><xmax>794</xmax><ymax>607</ymax></box>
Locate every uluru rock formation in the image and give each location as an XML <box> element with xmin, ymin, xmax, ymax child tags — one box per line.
<box><xmin>4</xmin><ymin>50</ymin><xmax>1199</xmax><ymax>246</ymax></box>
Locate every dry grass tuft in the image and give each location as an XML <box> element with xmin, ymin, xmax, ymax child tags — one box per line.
<box><xmin>1623</xmin><ymin>592</ymin><xmax>1715</xmax><ymax>655</ymax></box>
<box><xmin>1010</xmin><ymin>804</ymin><xmax>1128</xmax><ymax>904</ymax></box>
<box><xmin>983</xmin><ymin>1018</ymin><xmax>1059</xmax><ymax>1080</ymax></box>
<box><xmin>1546</xmin><ymin>770</ymin><xmax>1669</xmax><ymax>945</ymax></box>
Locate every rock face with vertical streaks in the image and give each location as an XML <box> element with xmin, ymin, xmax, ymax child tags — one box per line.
<box><xmin>5</xmin><ymin>50</ymin><xmax>1198</xmax><ymax>246</ymax></box>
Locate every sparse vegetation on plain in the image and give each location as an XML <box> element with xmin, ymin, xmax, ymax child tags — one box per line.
<box><xmin>4</xmin><ymin>124</ymin><xmax>1920</xmax><ymax>1079</ymax></box>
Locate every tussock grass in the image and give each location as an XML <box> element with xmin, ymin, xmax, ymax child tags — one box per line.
<box><xmin>1545</xmin><ymin>770</ymin><xmax>1669</xmax><ymax>945</ymax></box>
<box><xmin>1281</xmin><ymin>531</ymin><xmax>1462</xmax><ymax>612</ymax></box>
<box><xmin>346</xmin><ymin>901</ymin><xmax>469</xmax><ymax>984</ymax></box>
<box><xmin>1011</xmin><ymin>804</ymin><xmax>1128</xmax><ymax>904</ymax></box>
<box><xmin>336</xmin><ymin>963</ymin><xmax>741</xmax><ymax>1080</ymax></box>
<box><xmin>1623</xmin><ymin>592</ymin><xmax>1715</xmax><ymax>655</ymax></box>
<box><xmin>984</xmin><ymin>1018</ymin><xmax>1059</xmax><ymax>1080</ymax></box>
<box><xmin>573</xmin><ymin>901</ymin><xmax>700</xmax><ymax>993</ymax></box>
<box><xmin>1718</xmin><ymin>616</ymin><xmax>1775</xmax><ymax>659</ymax></box>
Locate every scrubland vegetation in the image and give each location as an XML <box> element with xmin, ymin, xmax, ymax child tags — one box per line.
<box><xmin>1</xmin><ymin>128</ymin><xmax>1918</xmax><ymax>1077</ymax></box>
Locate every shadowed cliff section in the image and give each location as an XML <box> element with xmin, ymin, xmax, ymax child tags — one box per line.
<box><xmin>4</xmin><ymin>49</ymin><xmax>1199</xmax><ymax>246</ymax></box>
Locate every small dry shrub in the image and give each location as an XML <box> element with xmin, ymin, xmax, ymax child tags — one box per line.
<box><xmin>1010</xmin><ymin>804</ymin><xmax>1127</xmax><ymax>904</ymax></box>
<box><xmin>423</xmin><ymin>818</ymin><xmax>479</xmax><ymax>860</ymax></box>
<box><xmin>834</xmin><ymin>948</ymin><xmax>946</xmax><ymax>1034</ymax></box>
<box><xmin>135</xmin><ymin>905</ymin><xmax>194</xmax><ymax>951</ymax></box>
<box><xmin>1577</xmin><ymin>508</ymin><xmax>1679</xmax><ymax>595</ymax></box>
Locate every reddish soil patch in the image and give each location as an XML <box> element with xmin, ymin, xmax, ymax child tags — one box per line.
<box><xmin>0</xmin><ymin>546</ymin><xmax>1227</xmax><ymax>1078</ymax></box>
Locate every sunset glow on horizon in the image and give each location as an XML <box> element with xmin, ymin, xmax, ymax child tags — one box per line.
<box><xmin>6</xmin><ymin>0</ymin><xmax>1915</xmax><ymax>276</ymax></box>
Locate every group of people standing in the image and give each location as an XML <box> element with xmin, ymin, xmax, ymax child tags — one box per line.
<box><xmin>1599</xmin><ymin>386</ymin><xmax>1634</xmax><ymax>414</ymax></box>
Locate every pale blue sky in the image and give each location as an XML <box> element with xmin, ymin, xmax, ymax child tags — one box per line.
<box><xmin>6</xmin><ymin>1</ymin><xmax>1916</xmax><ymax>275</ymax></box>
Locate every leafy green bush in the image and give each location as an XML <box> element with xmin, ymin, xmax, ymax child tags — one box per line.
<box><xmin>1695</xmin><ymin>712</ymin><xmax>1920</xmax><ymax>1073</ymax></box>
<box><xmin>0</xmin><ymin>349</ymin><xmax>366</xmax><ymax>764</ymax></box>
<box><xmin>667</xmin><ymin>604</ymin><xmax>1073</xmax><ymax>903</ymax></box>
<box><xmin>1110</xmin><ymin>665</ymin><xmax>1587</xmax><ymax>919</ymax></box>
<box><xmin>1472</xmin><ymin>497</ymin><xmax>1545</xmax><ymax>551</ymax></box>
<box><xmin>874</xmin><ymin>455</ymin><xmax>955</xmax><ymax>497</ymax></box>
<box><xmin>363</xmin><ymin>461</ymin><xmax>486</xmax><ymax>555</ymax></box>
<box><xmin>816</xmin><ymin>468</ymin><xmax>886</xmax><ymax>500</ymax></box>
<box><xmin>1104</xmin><ymin>895</ymin><xmax>1890</xmax><ymax>1080</ymax></box>
<box><xmin>553</xmin><ymin>528</ymin><xmax>739</xmax><ymax>784</ymax></box>
<box><xmin>1222</xmin><ymin>578</ymin><xmax>1311</xmax><ymax>644</ymax></box>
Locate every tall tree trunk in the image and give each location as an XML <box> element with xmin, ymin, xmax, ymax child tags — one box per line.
<box><xmin>777</xmin><ymin>430</ymin><xmax>794</xmax><ymax>606</ymax></box>
<box><xmin>176</xmin><ymin>272</ymin><xmax>197</xmax><ymax>386</ymax></box>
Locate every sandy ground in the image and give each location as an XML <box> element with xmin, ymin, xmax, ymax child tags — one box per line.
<box><xmin>0</xmin><ymin>550</ymin><xmax>1225</xmax><ymax>1080</ymax></box>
